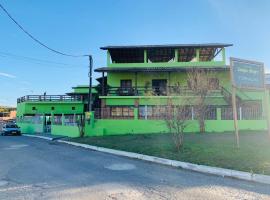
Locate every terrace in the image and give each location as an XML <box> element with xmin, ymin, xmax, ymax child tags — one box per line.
<box><xmin>17</xmin><ymin>95</ymin><xmax>83</xmax><ymax>103</ymax></box>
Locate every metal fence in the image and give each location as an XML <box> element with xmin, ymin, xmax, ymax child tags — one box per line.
<box><xmin>221</xmin><ymin>106</ymin><xmax>262</xmax><ymax>120</ymax></box>
<box><xmin>17</xmin><ymin>95</ymin><xmax>82</xmax><ymax>103</ymax></box>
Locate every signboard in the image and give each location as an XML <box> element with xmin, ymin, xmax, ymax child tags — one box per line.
<box><xmin>230</xmin><ymin>58</ymin><xmax>265</xmax><ymax>89</ymax></box>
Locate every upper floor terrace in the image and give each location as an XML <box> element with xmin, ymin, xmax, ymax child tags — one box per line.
<box><xmin>101</xmin><ymin>43</ymin><xmax>232</xmax><ymax>68</ymax></box>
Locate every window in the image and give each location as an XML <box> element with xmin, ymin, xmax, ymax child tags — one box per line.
<box><xmin>51</xmin><ymin>107</ymin><xmax>55</xmax><ymax>110</ymax></box>
<box><xmin>32</xmin><ymin>107</ymin><xmax>36</xmax><ymax>110</ymax></box>
<box><xmin>118</xmin><ymin>80</ymin><xmax>134</xmax><ymax>96</ymax></box>
<box><xmin>111</xmin><ymin>106</ymin><xmax>134</xmax><ymax>119</ymax></box>
<box><xmin>72</xmin><ymin>107</ymin><xmax>75</xmax><ymax>110</ymax></box>
<box><xmin>120</xmin><ymin>80</ymin><xmax>132</xmax><ymax>88</ymax></box>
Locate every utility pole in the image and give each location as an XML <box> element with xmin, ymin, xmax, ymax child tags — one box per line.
<box><xmin>88</xmin><ymin>55</ymin><xmax>93</xmax><ymax>112</ymax></box>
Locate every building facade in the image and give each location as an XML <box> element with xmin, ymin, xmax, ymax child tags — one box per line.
<box><xmin>17</xmin><ymin>44</ymin><xmax>267</xmax><ymax>137</ymax></box>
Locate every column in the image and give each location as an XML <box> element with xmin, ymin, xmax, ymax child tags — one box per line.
<box><xmin>144</xmin><ymin>49</ymin><xmax>147</xmax><ymax>63</ymax></box>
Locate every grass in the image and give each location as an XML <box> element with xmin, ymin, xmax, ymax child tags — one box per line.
<box><xmin>70</xmin><ymin>132</ymin><xmax>270</xmax><ymax>175</ymax></box>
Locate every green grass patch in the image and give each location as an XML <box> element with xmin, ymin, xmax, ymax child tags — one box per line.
<box><xmin>70</xmin><ymin>132</ymin><xmax>270</xmax><ymax>175</ymax></box>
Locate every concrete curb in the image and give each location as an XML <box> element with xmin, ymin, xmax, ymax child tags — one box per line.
<box><xmin>23</xmin><ymin>134</ymin><xmax>270</xmax><ymax>185</ymax></box>
<box><xmin>23</xmin><ymin>134</ymin><xmax>53</xmax><ymax>141</ymax></box>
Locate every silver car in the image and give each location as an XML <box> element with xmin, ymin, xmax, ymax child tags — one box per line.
<box><xmin>1</xmin><ymin>124</ymin><xmax>21</xmax><ymax>136</ymax></box>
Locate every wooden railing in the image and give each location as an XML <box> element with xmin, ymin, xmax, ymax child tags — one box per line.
<box><xmin>17</xmin><ymin>95</ymin><xmax>82</xmax><ymax>103</ymax></box>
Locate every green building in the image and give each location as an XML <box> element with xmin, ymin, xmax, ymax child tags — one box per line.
<box><xmin>17</xmin><ymin>43</ymin><xmax>267</xmax><ymax>137</ymax></box>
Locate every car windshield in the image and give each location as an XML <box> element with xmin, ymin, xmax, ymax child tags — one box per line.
<box><xmin>6</xmin><ymin>124</ymin><xmax>18</xmax><ymax>128</ymax></box>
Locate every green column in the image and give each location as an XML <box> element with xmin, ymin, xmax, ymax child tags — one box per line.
<box><xmin>222</xmin><ymin>48</ymin><xmax>226</xmax><ymax>63</ymax></box>
<box><xmin>144</xmin><ymin>49</ymin><xmax>147</xmax><ymax>63</ymax></box>
<box><xmin>196</xmin><ymin>48</ymin><xmax>200</xmax><ymax>62</ymax></box>
<box><xmin>107</xmin><ymin>50</ymin><xmax>111</xmax><ymax>65</ymax></box>
<box><xmin>90</xmin><ymin>111</ymin><xmax>95</xmax><ymax>128</ymax></box>
<box><xmin>51</xmin><ymin>112</ymin><xmax>54</xmax><ymax>125</ymax></box>
<box><xmin>134</xmin><ymin>108</ymin><xmax>138</xmax><ymax>120</ymax></box>
<box><xmin>217</xmin><ymin>108</ymin><xmax>221</xmax><ymax>120</ymax></box>
<box><xmin>61</xmin><ymin>114</ymin><xmax>65</xmax><ymax>126</ymax></box>
<box><xmin>174</xmin><ymin>49</ymin><xmax>178</xmax><ymax>62</ymax></box>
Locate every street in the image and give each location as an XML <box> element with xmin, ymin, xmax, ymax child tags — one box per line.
<box><xmin>0</xmin><ymin>136</ymin><xmax>269</xmax><ymax>200</ymax></box>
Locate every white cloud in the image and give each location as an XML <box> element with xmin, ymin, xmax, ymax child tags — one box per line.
<box><xmin>0</xmin><ymin>72</ymin><xmax>16</xmax><ymax>78</ymax></box>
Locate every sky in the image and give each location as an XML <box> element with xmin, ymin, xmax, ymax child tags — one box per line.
<box><xmin>0</xmin><ymin>0</ymin><xmax>270</xmax><ymax>107</ymax></box>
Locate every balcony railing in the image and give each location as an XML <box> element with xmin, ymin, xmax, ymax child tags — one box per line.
<box><xmin>104</xmin><ymin>86</ymin><xmax>222</xmax><ymax>96</ymax></box>
<box><xmin>17</xmin><ymin>95</ymin><xmax>83</xmax><ymax>103</ymax></box>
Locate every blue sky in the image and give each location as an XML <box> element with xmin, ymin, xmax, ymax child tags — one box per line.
<box><xmin>0</xmin><ymin>0</ymin><xmax>270</xmax><ymax>106</ymax></box>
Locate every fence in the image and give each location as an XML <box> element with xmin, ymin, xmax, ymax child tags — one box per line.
<box><xmin>17</xmin><ymin>95</ymin><xmax>82</xmax><ymax>103</ymax></box>
<box><xmin>221</xmin><ymin>106</ymin><xmax>262</xmax><ymax>120</ymax></box>
<box><xmin>94</xmin><ymin>105</ymin><xmax>262</xmax><ymax>121</ymax></box>
<box><xmin>95</xmin><ymin>107</ymin><xmax>134</xmax><ymax>119</ymax></box>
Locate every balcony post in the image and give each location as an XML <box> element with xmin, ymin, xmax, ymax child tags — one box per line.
<box><xmin>107</xmin><ymin>50</ymin><xmax>111</xmax><ymax>65</ymax></box>
<box><xmin>222</xmin><ymin>48</ymin><xmax>226</xmax><ymax>63</ymax></box>
<box><xmin>196</xmin><ymin>48</ymin><xmax>200</xmax><ymax>62</ymax></box>
<box><xmin>102</xmin><ymin>72</ymin><xmax>105</xmax><ymax>95</ymax></box>
<box><xmin>144</xmin><ymin>49</ymin><xmax>147</xmax><ymax>63</ymax></box>
<box><xmin>168</xmin><ymin>72</ymin><xmax>171</xmax><ymax>95</ymax></box>
<box><xmin>174</xmin><ymin>49</ymin><xmax>178</xmax><ymax>62</ymax></box>
<box><xmin>135</xmin><ymin>72</ymin><xmax>138</xmax><ymax>95</ymax></box>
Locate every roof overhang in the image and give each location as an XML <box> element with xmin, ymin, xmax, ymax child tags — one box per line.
<box><xmin>101</xmin><ymin>43</ymin><xmax>233</xmax><ymax>50</ymax></box>
<box><xmin>95</xmin><ymin>66</ymin><xmax>230</xmax><ymax>73</ymax></box>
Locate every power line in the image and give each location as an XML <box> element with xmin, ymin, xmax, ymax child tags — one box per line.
<box><xmin>0</xmin><ymin>3</ymin><xmax>88</xmax><ymax>58</ymax></box>
<box><xmin>0</xmin><ymin>51</ymin><xmax>85</xmax><ymax>68</ymax></box>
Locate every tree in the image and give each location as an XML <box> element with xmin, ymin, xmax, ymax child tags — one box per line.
<box><xmin>77</xmin><ymin>114</ymin><xmax>85</xmax><ymax>137</ymax></box>
<box><xmin>164</xmin><ymin>100</ymin><xmax>191</xmax><ymax>151</ymax></box>
<box><xmin>187</xmin><ymin>69</ymin><xmax>211</xmax><ymax>133</ymax></box>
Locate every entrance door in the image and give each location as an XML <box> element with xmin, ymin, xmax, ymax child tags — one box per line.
<box><xmin>44</xmin><ymin>116</ymin><xmax>51</xmax><ymax>133</ymax></box>
<box><xmin>152</xmin><ymin>79</ymin><xmax>167</xmax><ymax>95</ymax></box>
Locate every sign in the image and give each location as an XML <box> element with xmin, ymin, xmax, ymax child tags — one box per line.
<box><xmin>230</xmin><ymin>58</ymin><xmax>265</xmax><ymax>89</ymax></box>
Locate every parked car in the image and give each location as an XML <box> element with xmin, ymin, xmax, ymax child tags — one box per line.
<box><xmin>1</xmin><ymin>124</ymin><xmax>21</xmax><ymax>136</ymax></box>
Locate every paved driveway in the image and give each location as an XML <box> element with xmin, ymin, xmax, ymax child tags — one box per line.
<box><xmin>0</xmin><ymin>136</ymin><xmax>269</xmax><ymax>200</ymax></box>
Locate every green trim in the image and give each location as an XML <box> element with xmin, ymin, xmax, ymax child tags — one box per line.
<box><xmin>108</xmin><ymin>61</ymin><xmax>225</xmax><ymax>68</ymax></box>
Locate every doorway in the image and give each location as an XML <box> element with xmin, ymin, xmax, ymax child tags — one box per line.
<box><xmin>152</xmin><ymin>79</ymin><xmax>167</xmax><ymax>95</ymax></box>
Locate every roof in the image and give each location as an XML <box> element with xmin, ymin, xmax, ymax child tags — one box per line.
<box><xmin>101</xmin><ymin>43</ymin><xmax>233</xmax><ymax>50</ymax></box>
<box><xmin>95</xmin><ymin>66</ymin><xmax>229</xmax><ymax>73</ymax></box>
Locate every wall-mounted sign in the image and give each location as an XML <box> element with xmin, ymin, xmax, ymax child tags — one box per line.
<box><xmin>230</xmin><ymin>58</ymin><xmax>265</xmax><ymax>89</ymax></box>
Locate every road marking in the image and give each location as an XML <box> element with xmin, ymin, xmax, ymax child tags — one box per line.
<box><xmin>2</xmin><ymin>144</ymin><xmax>29</xmax><ymax>150</ymax></box>
<box><xmin>105</xmin><ymin>163</ymin><xmax>136</xmax><ymax>171</ymax></box>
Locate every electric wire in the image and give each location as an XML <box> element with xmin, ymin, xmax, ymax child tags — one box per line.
<box><xmin>0</xmin><ymin>3</ymin><xmax>88</xmax><ymax>57</ymax></box>
<box><xmin>0</xmin><ymin>51</ymin><xmax>85</xmax><ymax>68</ymax></box>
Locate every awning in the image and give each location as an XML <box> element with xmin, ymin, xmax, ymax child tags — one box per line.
<box><xmin>94</xmin><ymin>66</ymin><xmax>229</xmax><ymax>73</ymax></box>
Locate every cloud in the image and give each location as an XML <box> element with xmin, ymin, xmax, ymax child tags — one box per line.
<box><xmin>0</xmin><ymin>72</ymin><xmax>16</xmax><ymax>78</ymax></box>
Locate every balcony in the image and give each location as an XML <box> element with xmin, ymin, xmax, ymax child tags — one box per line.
<box><xmin>104</xmin><ymin>86</ymin><xmax>223</xmax><ymax>97</ymax></box>
<box><xmin>17</xmin><ymin>95</ymin><xmax>83</xmax><ymax>103</ymax></box>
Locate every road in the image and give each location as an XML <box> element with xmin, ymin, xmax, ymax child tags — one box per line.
<box><xmin>0</xmin><ymin>136</ymin><xmax>269</xmax><ymax>200</ymax></box>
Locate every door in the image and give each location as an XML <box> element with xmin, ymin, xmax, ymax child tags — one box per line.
<box><xmin>152</xmin><ymin>79</ymin><xmax>167</xmax><ymax>95</ymax></box>
<box><xmin>44</xmin><ymin>116</ymin><xmax>51</xmax><ymax>133</ymax></box>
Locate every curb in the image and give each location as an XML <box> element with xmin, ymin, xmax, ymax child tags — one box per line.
<box><xmin>23</xmin><ymin>134</ymin><xmax>270</xmax><ymax>185</ymax></box>
<box><xmin>58</xmin><ymin>140</ymin><xmax>270</xmax><ymax>185</ymax></box>
<box><xmin>23</xmin><ymin>134</ymin><xmax>53</xmax><ymax>141</ymax></box>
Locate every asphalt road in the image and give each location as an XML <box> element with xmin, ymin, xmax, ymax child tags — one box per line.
<box><xmin>0</xmin><ymin>136</ymin><xmax>269</xmax><ymax>200</ymax></box>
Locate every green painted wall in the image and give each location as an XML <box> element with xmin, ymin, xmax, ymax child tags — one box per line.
<box><xmin>85</xmin><ymin>119</ymin><xmax>267</xmax><ymax>136</ymax></box>
<box><xmin>107</xmin><ymin>71</ymin><xmax>230</xmax><ymax>88</ymax></box>
<box><xmin>17</xmin><ymin>122</ymin><xmax>44</xmax><ymax>134</ymax></box>
<box><xmin>17</xmin><ymin>101</ymin><xmax>84</xmax><ymax>116</ymax></box>
<box><xmin>51</xmin><ymin>125</ymin><xmax>80</xmax><ymax>138</ymax></box>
